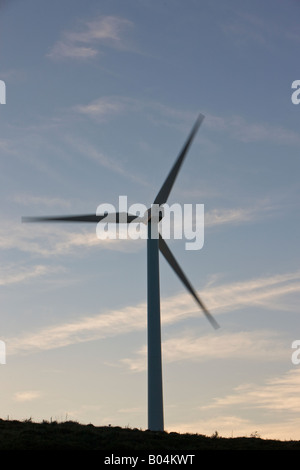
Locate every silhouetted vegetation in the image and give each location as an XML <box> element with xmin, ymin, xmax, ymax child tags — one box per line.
<box><xmin>0</xmin><ymin>419</ymin><xmax>299</xmax><ymax>450</ymax></box>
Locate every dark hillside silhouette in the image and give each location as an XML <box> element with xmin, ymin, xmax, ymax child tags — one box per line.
<box><xmin>0</xmin><ymin>419</ymin><xmax>299</xmax><ymax>450</ymax></box>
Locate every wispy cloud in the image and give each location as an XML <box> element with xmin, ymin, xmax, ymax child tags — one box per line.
<box><xmin>0</xmin><ymin>221</ymin><xmax>139</xmax><ymax>258</ymax></box>
<box><xmin>220</xmin><ymin>10</ymin><xmax>282</xmax><ymax>51</ymax></box>
<box><xmin>166</xmin><ymin>365</ymin><xmax>300</xmax><ymax>439</ymax></box>
<box><xmin>169</xmin><ymin>408</ymin><xmax>300</xmax><ymax>440</ymax></box>
<box><xmin>74</xmin><ymin>96</ymin><xmax>300</xmax><ymax>147</ymax></box>
<box><xmin>11</xmin><ymin>193</ymin><xmax>72</xmax><ymax>209</ymax></box>
<box><xmin>7</xmin><ymin>303</ymin><xmax>147</xmax><ymax>355</ymax></box>
<box><xmin>203</xmin><ymin>113</ymin><xmax>300</xmax><ymax>146</ymax></box>
<box><xmin>152</xmin><ymin>101</ymin><xmax>300</xmax><ymax>146</ymax></box>
<box><xmin>154</xmin><ymin>103</ymin><xmax>300</xmax><ymax>146</ymax></box>
<box><xmin>205</xmin><ymin>368</ymin><xmax>300</xmax><ymax>416</ymax></box>
<box><xmin>122</xmin><ymin>329</ymin><xmax>287</xmax><ymax>372</ymax></box>
<box><xmin>131</xmin><ymin>99</ymin><xmax>300</xmax><ymax>147</ymax></box>
<box><xmin>0</xmin><ymin>264</ymin><xmax>63</xmax><ymax>286</ymax></box>
<box><xmin>0</xmin><ymin>138</ymin><xmax>18</xmax><ymax>155</ymax></box>
<box><xmin>48</xmin><ymin>42</ymin><xmax>98</xmax><ymax>59</ymax></box>
<box><xmin>74</xmin><ymin>96</ymin><xmax>190</xmax><ymax>126</ymax></box>
<box><xmin>6</xmin><ymin>271</ymin><xmax>300</xmax><ymax>357</ymax></box>
<box><xmin>222</xmin><ymin>9</ymin><xmax>300</xmax><ymax>53</ymax></box>
<box><xmin>204</xmin><ymin>198</ymin><xmax>280</xmax><ymax>228</ymax></box>
<box><xmin>74</xmin><ymin>97</ymin><xmax>126</xmax><ymax>120</ymax></box>
<box><xmin>222</xmin><ymin>14</ymin><xmax>267</xmax><ymax>47</ymax></box>
<box><xmin>205</xmin><ymin>207</ymin><xmax>257</xmax><ymax>227</ymax></box>
<box><xmin>47</xmin><ymin>16</ymin><xmax>133</xmax><ymax>60</ymax></box>
<box><xmin>14</xmin><ymin>391</ymin><xmax>41</xmax><ymax>402</ymax></box>
<box><xmin>0</xmin><ymin>198</ymin><xmax>279</xmax><ymax>259</ymax></box>
<box><xmin>202</xmin><ymin>271</ymin><xmax>300</xmax><ymax>315</ymax></box>
<box><xmin>64</xmin><ymin>134</ymin><xmax>149</xmax><ymax>187</ymax></box>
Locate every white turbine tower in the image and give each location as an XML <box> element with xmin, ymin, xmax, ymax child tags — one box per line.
<box><xmin>23</xmin><ymin>114</ymin><xmax>220</xmax><ymax>432</ymax></box>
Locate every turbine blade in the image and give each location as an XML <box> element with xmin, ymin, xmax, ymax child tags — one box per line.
<box><xmin>153</xmin><ymin>114</ymin><xmax>204</xmax><ymax>206</ymax></box>
<box><xmin>159</xmin><ymin>236</ymin><xmax>219</xmax><ymax>329</ymax></box>
<box><xmin>22</xmin><ymin>213</ymin><xmax>139</xmax><ymax>223</ymax></box>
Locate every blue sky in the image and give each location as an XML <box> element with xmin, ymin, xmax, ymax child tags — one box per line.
<box><xmin>0</xmin><ymin>0</ymin><xmax>300</xmax><ymax>439</ymax></box>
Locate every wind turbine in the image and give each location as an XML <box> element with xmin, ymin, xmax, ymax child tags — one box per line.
<box><xmin>22</xmin><ymin>114</ymin><xmax>220</xmax><ymax>432</ymax></box>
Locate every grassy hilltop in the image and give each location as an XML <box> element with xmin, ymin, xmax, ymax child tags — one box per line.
<box><xmin>0</xmin><ymin>419</ymin><xmax>300</xmax><ymax>451</ymax></box>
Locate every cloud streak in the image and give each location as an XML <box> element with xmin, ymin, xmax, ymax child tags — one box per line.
<box><xmin>204</xmin><ymin>201</ymin><xmax>276</xmax><ymax>228</ymax></box>
<box><xmin>47</xmin><ymin>16</ymin><xmax>133</xmax><ymax>60</ymax></box>
<box><xmin>122</xmin><ymin>329</ymin><xmax>287</xmax><ymax>372</ymax></box>
<box><xmin>74</xmin><ymin>96</ymin><xmax>300</xmax><ymax>147</ymax></box>
<box><xmin>74</xmin><ymin>97</ymin><xmax>126</xmax><ymax>120</ymax></box>
<box><xmin>11</xmin><ymin>193</ymin><xmax>72</xmax><ymax>209</ymax></box>
<box><xmin>14</xmin><ymin>391</ymin><xmax>41</xmax><ymax>402</ymax></box>
<box><xmin>0</xmin><ymin>264</ymin><xmax>63</xmax><ymax>286</ymax></box>
<box><xmin>205</xmin><ymin>368</ymin><xmax>300</xmax><ymax>415</ymax></box>
<box><xmin>64</xmin><ymin>134</ymin><xmax>149</xmax><ymax>187</ymax></box>
<box><xmin>205</xmin><ymin>113</ymin><xmax>300</xmax><ymax>146</ymax></box>
<box><xmin>0</xmin><ymin>220</ymin><xmax>139</xmax><ymax>257</ymax></box>
<box><xmin>0</xmin><ymin>198</ymin><xmax>273</xmax><ymax>259</ymax></box>
<box><xmin>6</xmin><ymin>270</ymin><xmax>300</xmax><ymax>357</ymax></box>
